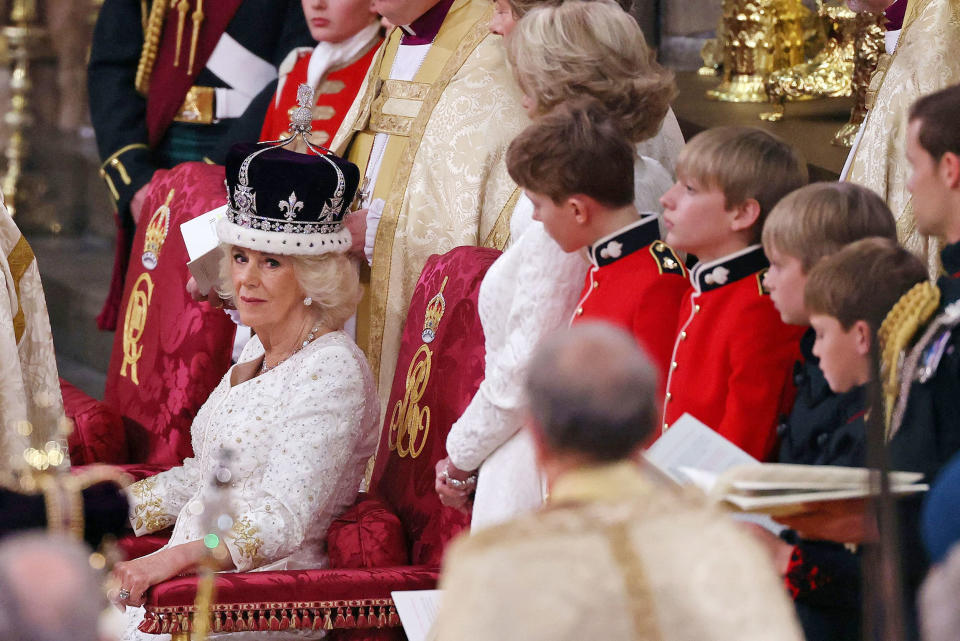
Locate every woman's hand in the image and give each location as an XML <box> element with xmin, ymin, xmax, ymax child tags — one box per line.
<box><xmin>741</xmin><ymin>522</ymin><xmax>794</xmax><ymax>575</ymax></box>
<box><xmin>434</xmin><ymin>457</ymin><xmax>476</xmax><ymax>514</ymax></box>
<box><xmin>110</xmin><ymin>547</ymin><xmax>184</xmax><ymax>609</ymax></box>
<box><xmin>109</xmin><ymin>539</ymin><xmax>234</xmax><ymax>610</ymax></box>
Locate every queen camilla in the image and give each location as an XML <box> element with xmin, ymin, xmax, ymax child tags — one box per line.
<box><xmin>111</xmin><ymin>128</ymin><xmax>379</xmax><ymax>638</ymax></box>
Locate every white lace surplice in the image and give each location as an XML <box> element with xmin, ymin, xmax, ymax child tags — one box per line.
<box><xmin>447</xmin><ymin>153</ymin><xmax>676</xmax><ymax>531</ymax></box>
<box><xmin>122</xmin><ymin>330</ymin><xmax>379</xmax><ymax>641</ymax></box>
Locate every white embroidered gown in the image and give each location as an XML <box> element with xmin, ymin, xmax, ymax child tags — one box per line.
<box><xmin>121</xmin><ymin>330</ymin><xmax>379</xmax><ymax>640</ymax></box>
<box><xmin>446</xmin><ymin>153</ymin><xmax>675</xmax><ymax>531</ymax></box>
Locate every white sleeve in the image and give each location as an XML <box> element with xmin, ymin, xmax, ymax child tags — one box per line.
<box><xmin>446</xmin><ymin>225</ymin><xmax>587</xmax><ymax>471</ymax></box>
<box><xmin>126</xmin><ymin>459</ymin><xmax>203</xmax><ymax>536</ymax></box>
<box><xmin>364</xmin><ymin>198</ymin><xmax>386</xmax><ymax>265</ymax></box>
<box><xmin>222</xmin><ymin>344</ymin><xmax>378</xmax><ymax>571</ymax></box>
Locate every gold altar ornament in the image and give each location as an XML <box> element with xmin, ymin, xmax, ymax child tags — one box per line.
<box><xmin>758</xmin><ymin>1</ymin><xmax>885</xmax><ymax>148</ymax></box>
<box><xmin>708</xmin><ymin>0</ymin><xmax>810</xmax><ymax>103</ymax></box>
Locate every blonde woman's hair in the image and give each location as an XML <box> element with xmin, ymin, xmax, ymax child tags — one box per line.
<box><xmin>506</xmin><ymin>0</ymin><xmax>675</xmax><ymax>143</ymax></box>
<box><xmin>676</xmin><ymin>126</ymin><xmax>808</xmax><ymax>238</ymax></box>
<box><xmin>763</xmin><ymin>182</ymin><xmax>897</xmax><ymax>271</ymax></box>
<box><xmin>507</xmin><ymin>0</ymin><xmax>633</xmax><ymax>17</ymax></box>
<box><xmin>218</xmin><ymin>247</ymin><xmax>361</xmax><ymax>330</ymax></box>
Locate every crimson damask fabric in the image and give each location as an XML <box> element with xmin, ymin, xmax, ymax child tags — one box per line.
<box><xmin>327</xmin><ymin>495</ymin><xmax>408</xmax><ymax>569</ymax></box>
<box><xmin>62</xmin><ymin>378</ymin><xmax>128</xmax><ymax>465</ymax></box>
<box><xmin>370</xmin><ymin>247</ymin><xmax>500</xmax><ymax>566</ymax></box>
<box><xmin>103</xmin><ymin>163</ymin><xmax>237</xmax><ymax>467</ymax></box>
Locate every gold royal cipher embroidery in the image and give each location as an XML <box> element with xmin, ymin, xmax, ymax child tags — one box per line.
<box><xmin>141</xmin><ymin>188</ymin><xmax>174</xmax><ymax>270</ymax></box>
<box><xmin>388</xmin><ymin>276</ymin><xmax>447</xmax><ymax>458</ymax></box>
<box><xmin>121</xmin><ymin>272</ymin><xmax>154</xmax><ymax>385</ymax></box>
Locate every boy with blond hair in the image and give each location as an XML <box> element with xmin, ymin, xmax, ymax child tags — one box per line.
<box><xmin>505</xmin><ymin>100</ymin><xmax>688</xmax><ymax>385</ymax></box>
<box><xmin>659</xmin><ymin>126</ymin><xmax>807</xmax><ymax>460</ymax></box>
<box><xmin>763</xmin><ymin>182</ymin><xmax>897</xmax><ymax>465</ymax></box>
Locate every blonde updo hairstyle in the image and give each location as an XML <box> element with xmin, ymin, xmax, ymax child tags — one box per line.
<box><xmin>218</xmin><ymin>248</ymin><xmax>362</xmax><ymax>330</ymax></box>
<box><xmin>506</xmin><ymin>0</ymin><xmax>675</xmax><ymax>143</ymax></box>
<box><xmin>507</xmin><ymin>0</ymin><xmax>634</xmax><ymax>17</ymax></box>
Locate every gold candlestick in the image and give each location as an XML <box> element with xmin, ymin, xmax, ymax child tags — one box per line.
<box><xmin>1</xmin><ymin>0</ymin><xmax>51</xmax><ymax>225</ymax></box>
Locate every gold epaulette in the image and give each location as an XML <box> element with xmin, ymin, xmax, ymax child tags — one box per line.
<box><xmin>98</xmin><ymin>143</ymin><xmax>150</xmax><ymax>201</ymax></box>
<box><xmin>649</xmin><ymin>241</ymin><xmax>685</xmax><ymax>276</ymax></box>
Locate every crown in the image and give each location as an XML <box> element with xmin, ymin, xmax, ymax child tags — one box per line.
<box><xmin>421</xmin><ymin>276</ymin><xmax>448</xmax><ymax>344</ymax></box>
<box><xmin>218</xmin><ymin>84</ymin><xmax>361</xmax><ymax>256</ymax></box>
<box><xmin>141</xmin><ymin>188</ymin><xmax>174</xmax><ymax>270</ymax></box>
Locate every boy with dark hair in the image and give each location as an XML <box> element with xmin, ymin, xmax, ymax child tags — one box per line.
<box><xmin>506</xmin><ymin>99</ymin><xmax>688</xmax><ymax>383</ymax></box>
<box><xmin>658</xmin><ymin>126</ymin><xmax>808</xmax><ymax>459</ymax></box>
<box><xmin>790</xmin><ymin>237</ymin><xmax>960</xmax><ymax>640</ymax></box>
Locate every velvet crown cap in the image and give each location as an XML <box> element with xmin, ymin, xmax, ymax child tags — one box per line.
<box><xmin>217</xmin><ymin>141</ymin><xmax>360</xmax><ymax>255</ymax></box>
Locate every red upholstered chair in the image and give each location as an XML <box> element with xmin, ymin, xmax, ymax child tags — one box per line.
<box><xmin>63</xmin><ymin>163</ymin><xmax>237</xmax><ymax>480</ymax></box>
<box><xmin>135</xmin><ymin>246</ymin><xmax>501</xmax><ymax>640</ymax></box>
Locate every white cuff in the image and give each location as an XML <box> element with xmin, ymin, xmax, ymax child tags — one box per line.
<box><xmin>364</xmin><ymin>198</ymin><xmax>385</xmax><ymax>265</ymax></box>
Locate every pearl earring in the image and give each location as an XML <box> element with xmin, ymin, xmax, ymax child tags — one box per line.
<box><xmin>303</xmin><ymin>297</ymin><xmax>313</xmax><ymax>306</ymax></box>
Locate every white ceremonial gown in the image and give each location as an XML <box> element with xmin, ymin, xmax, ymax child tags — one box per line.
<box><xmin>121</xmin><ymin>330</ymin><xmax>379</xmax><ymax>641</ymax></box>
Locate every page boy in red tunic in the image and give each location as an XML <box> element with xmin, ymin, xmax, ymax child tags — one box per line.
<box><xmin>505</xmin><ymin>100</ymin><xmax>688</xmax><ymax>387</ymax></box>
<box><xmin>259</xmin><ymin>0</ymin><xmax>382</xmax><ymax>145</ymax></box>
<box><xmin>659</xmin><ymin>126</ymin><xmax>807</xmax><ymax>460</ymax></box>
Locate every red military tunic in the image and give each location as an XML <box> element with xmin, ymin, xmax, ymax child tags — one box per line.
<box><xmin>571</xmin><ymin>215</ymin><xmax>688</xmax><ymax>391</ymax></box>
<box><xmin>662</xmin><ymin>245</ymin><xmax>804</xmax><ymax>460</ymax></box>
<box><xmin>260</xmin><ymin>40</ymin><xmax>381</xmax><ymax>146</ymax></box>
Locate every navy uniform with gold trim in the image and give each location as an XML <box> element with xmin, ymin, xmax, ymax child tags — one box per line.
<box><xmin>571</xmin><ymin>214</ymin><xmax>687</xmax><ymax>389</ymax></box>
<box><xmin>88</xmin><ymin>0</ymin><xmax>312</xmax><ymax>219</ymax></box>
<box><xmin>661</xmin><ymin>245</ymin><xmax>805</xmax><ymax>460</ymax></box>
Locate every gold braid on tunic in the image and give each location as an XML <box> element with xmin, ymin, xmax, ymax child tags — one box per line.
<box><xmin>135</xmin><ymin>0</ymin><xmax>169</xmax><ymax>95</ymax></box>
<box><xmin>877</xmin><ymin>281</ymin><xmax>940</xmax><ymax>435</ymax></box>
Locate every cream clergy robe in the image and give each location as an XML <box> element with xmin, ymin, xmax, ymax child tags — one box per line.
<box><xmin>844</xmin><ymin>0</ymin><xmax>960</xmax><ymax>270</ymax></box>
<box><xmin>331</xmin><ymin>0</ymin><xmax>528</xmax><ymax>413</ymax></box>
<box><xmin>437</xmin><ymin>462</ymin><xmax>805</xmax><ymax>641</ymax></box>
<box><xmin>0</xmin><ymin>192</ymin><xmax>65</xmax><ymax>470</ymax></box>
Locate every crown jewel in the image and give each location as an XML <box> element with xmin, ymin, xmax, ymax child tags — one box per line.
<box><xmin>225</xmin><ymin>84</ymin><xmax>346</xmax><ymax>235</ymax></box>
<box><xmin>421</xmin><ymin>277</ymin><xmax>449</xmax><ymax>343</ymax></box>
<box><xmin>141</xmin><ymin>188</ymin><xmax>174</xmax><ymax>270</ymax></box>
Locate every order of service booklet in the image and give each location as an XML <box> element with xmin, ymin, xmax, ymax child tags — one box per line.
<box><xmin>645</xmin><ymin>413</ymin><xmax>928</xmax><ymax>517</ymax></box>
<box><xmin>180</xmin><ymin>204</ymin><xmax>227</xmax><ymax>295</ymax></box>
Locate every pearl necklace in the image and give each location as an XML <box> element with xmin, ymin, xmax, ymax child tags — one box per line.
<box><xmin>259</xmin><ymin>325</ymin><xmax>323</xmax><ymax>374</ymax></box>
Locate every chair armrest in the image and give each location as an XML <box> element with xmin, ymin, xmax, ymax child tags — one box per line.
<box><xmin>139</xmin><ymin>565</ymin><xmax>439</xmax><ymax>635</ymax></box>
<box><xmin>61</xmin><ymin>378</ymin><xmax>129</xmax><ymax>465</ymax></box>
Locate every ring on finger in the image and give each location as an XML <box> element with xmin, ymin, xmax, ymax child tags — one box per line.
<box><xmin>118</xmin><ymin>588</ymin><xmax>131</xmax><ymax>601</ymax></box>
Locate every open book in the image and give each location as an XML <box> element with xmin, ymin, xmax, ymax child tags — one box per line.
<box><xmin>645</xmin><ymin>413</ymin><xmax>928</xmax><ymax>517</ymax></box>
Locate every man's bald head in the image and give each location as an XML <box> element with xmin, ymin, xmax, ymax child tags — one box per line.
<box><xmin>525</xmin><ymin>323</ymin><xmax>659</xmax><ymax>463</ymax></box>
<box><xmin>0</xmin><ymin>533</ymin><xmax>105</xmax><ymax>641</ymax></box>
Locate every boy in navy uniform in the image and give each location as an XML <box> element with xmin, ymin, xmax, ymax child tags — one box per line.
<box><xmin>758</xmin><ymin>182</ymin><xmax>897</xmax><ymax>641</ymax></box>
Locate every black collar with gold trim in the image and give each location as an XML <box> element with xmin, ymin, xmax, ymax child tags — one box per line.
<box><xmin>587</xmin><ymin>214</ymin><xmax>660</xmax><ymax>267</ymax></box>
<box><xmin>690</xmin><ymin>244</ymin><xmax>768</xmax><ymax>293</ymax></box>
